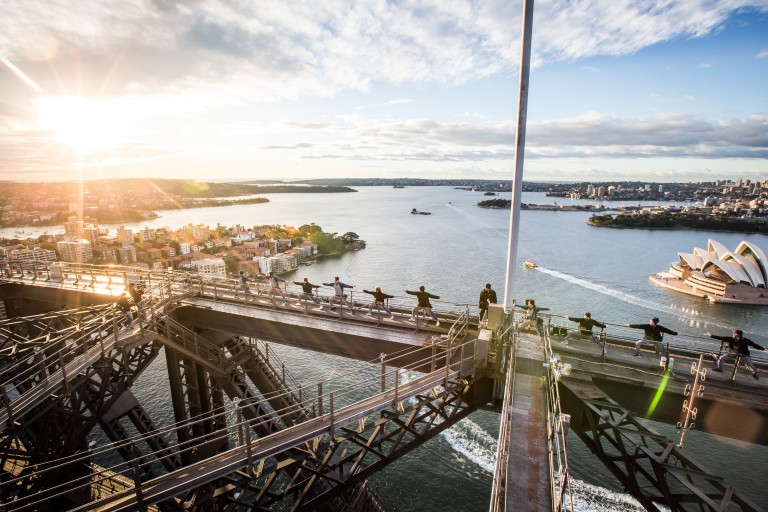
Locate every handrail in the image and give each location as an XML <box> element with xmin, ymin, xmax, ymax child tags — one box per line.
<box><xmin>0</xmin><ymin>336</ymin><xmax>479</xmax><ymax>511</ymax></box>
<box><xmin>247</xmin><ymin>338</ymin><xmax>312</xmax><ymax>416</ymax></box>
<box><xmin>489</xmin><ymin>314</ymin><xmax>517</xmax><ymax>512</ymax></box>
<box><xmin>541</xmin><ymin>325</ymin><xmax>574</xmax><ymax>511</ymax></box>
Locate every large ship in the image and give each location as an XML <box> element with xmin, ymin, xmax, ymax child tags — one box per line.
<box><xmin>649</xmin><ymin>239</ymin><xmax>768</xmax><ymax>305</ymax></box>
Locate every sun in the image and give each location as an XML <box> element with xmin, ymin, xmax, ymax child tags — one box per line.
<box><xmin>35</xmin><ymin>95</ymin><xmax>119</xmax><ymax>150</ymax></box>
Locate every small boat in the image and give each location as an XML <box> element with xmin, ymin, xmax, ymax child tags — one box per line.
<box><xmin>411</xmin><ymin>208</ymin><xmax>431</xmax><ymax>215</ymax></box>
<box><xmin>483</xmin><ymin>191</ymin><xmax>496</xmax><ymax>196</ymax></box>
<box><xmin>523</xmin><ymin>259</ymin><xmax>538</xmax><ymax>269</ymax></box>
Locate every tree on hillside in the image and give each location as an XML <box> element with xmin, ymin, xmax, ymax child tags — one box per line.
<box><xmin>310</xmin><ymin>231</ymin><xmax>345</xmax><ymax>254</ymax></box>
<box><xmin>341</xmin><ymin>232</ymin><xmax>360</xmax><ymax>245</ymax></box>
<box><xmin>299</xmin><ymin>223</ymin><xmax>323</xmax><ymax>236</ymax></box>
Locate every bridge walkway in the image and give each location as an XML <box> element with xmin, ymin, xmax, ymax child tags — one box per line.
<box><xmin>0</xmin><ymin>316</ymin><xmax>157</xmax><ymax>430</ymax></box>
<box><xmin>77</xmin><ymin>357</ymin><xmax>475</xmax><ymax>512</ymax></box>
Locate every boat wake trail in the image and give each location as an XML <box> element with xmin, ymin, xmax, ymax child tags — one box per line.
<box><xmin>442</xmin><ymin>419</ymin><xmax>651</xmax><ymax>511</ymax></box>
<box><xmin>535</xmin><ymin>266</ymin><xmax>674</xmax><ymax>314</ymax></box>
<box><xmin>440</xmin><ymin>419</ymin><xmax>497</xmax><ymax>473</ymax></box>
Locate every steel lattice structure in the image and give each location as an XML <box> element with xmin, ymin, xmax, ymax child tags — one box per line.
<box><xmin>561</xmin><ymin>386</ymin><xmax>764</xmax><ymax>512</ymax></box>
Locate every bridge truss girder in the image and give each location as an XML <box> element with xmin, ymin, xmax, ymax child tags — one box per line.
<box><xmin>91</xmin><ymin>375</ymin><xmax>478</xmax><ymax>512</ymax></box>
<box><xmin>0</xmin><ymin>334</ymin><xmax>161</xmax><ymax>506</ymax></box>
<box><xmin>220</xmin><ymin>380</ymin><xmax>475</xmax><ymax>512</ymax></box>
<box><xmin>562</xmin><ymin>386</ymin><xmax>763</xmax><ymax>512</ymax></box>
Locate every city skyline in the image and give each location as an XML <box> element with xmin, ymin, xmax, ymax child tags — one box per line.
<box><xmin>1</xmin><ymin>1</ymin><xmax>767</xmax><ymax>183</ymax></box>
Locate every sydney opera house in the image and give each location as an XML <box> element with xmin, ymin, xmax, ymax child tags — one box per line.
<box><xmin>650</xmin><ymin>239</ymin><xmax>768</xmax><ymax>305</ymax></box>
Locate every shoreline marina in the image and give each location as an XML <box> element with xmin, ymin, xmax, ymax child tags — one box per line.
<box><xmin>1</xmin><ymin>187</ymin><xmax>767</xmax><ymax>511</ymax></box>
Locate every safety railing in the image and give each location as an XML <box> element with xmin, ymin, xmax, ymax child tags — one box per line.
<box><xmin>489</xmin><ymin>312</ymin><xmax>517</xmax><ymax>512</ymax></box>
<box><xmin>0</xmin><ymin>304</ymin><xmax>123</xmax><ymax>429</ymax></box>
<box><xmin>541</xmin><ymin>328</ymin><xmax>574</xmax><ymax>511</ymax></box>
<box><xmin>516</xmin><ymin>310</ymin><xmax>766</xmax><ymax>377</ymax></box>
<box><xmin>2</xmin><ymin>263</ymin><xmax>478</xmax><ymax>331</ymax></box>
<box><xmin>0</xmin><ymin>336</ymin><xmax>480</xmax><ymax>511</ymax></box>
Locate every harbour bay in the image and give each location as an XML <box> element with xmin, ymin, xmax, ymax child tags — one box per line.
<box><xmin>3</xmin><ymin>185</ymin><xmax>768</xmax><ymax>510</ymax></box>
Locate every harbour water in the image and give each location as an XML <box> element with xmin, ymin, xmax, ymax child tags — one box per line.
<box><xmin>4</xmin><ymin>186</ymin><xmax>768</xmax><ymax>510</ymax></box>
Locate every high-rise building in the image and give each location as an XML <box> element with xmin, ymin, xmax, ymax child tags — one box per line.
<box><xmin>117</xmin><ymin>226</ymin><xmax>134</xmax><ymax>245</ymax></box>
<box><xmin>84</xmin><ymin>225</ymin><xmax>100</xmax><ymax>247</ymax></box>
<box><xmin>118</xmin><ymin>244</ymin><xmax>137</xmax><ymax>264</ymax></box>
<box><xmin>64</xmin><ymin>216</ymin><xmax>84</xmax><ymax>239</ymax></box>
<box><xmin>57</xmin><ymin>240</ymin><xmax>93</xmax><ymax>263</ymax></box>
<box><xmin>139</xmin><ymin>227</ymin><xmax>156</xmax><ymax>243</ymax></box>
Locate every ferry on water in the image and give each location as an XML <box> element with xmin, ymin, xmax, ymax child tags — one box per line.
<box><xmin>523</xmin><ymin>259</ymin><xmax>538</xmax><ymax>269</ymax></box>
<box><xmin>649</xmin><ymin>239</ymin><xmax>768</xmax><ymax>305</ymax></box>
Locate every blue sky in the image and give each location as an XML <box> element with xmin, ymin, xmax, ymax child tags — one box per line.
<box><xmin>0</xmin><ymin>0</ymin><xmax>766</xmax><ymax>183</ymax></box>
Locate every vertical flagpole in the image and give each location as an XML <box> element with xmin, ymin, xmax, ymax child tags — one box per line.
<box><xmin>503</xmin><ymin>0</ymin><xmax>535</xmax><ymax>312</ymax></box>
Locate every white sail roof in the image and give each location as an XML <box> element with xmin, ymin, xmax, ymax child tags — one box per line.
<box><xmin>720</xmin><ymin>251</ymin><xmax>765</xmax><ymax>287</ymax></box>
<box><xmin>735</xmin><ymin>241</ymin><xmax>768</xmax><ymax>286</ymax></box>
<box><xmin>678</xmin><ymin>239</ymin><xmax>767</xmax><ymax>289</ymax></box>
<box><xmin>701</xmin><ymin>258</ymin><xmax>752</xmax><ymax>284</ymax></box>
<box><xmin>707</xmin><ymin>239</ymin><xmax>730</xmax><ymax>259</ymax></box>
<box><xmin>678</xmin><ymin>252</ymin><xmax>703</xmax><ymax>270</ymax></box>
<box><xmin>692</xmin><ymin>246</ymin><xmax>715</xmax><ymax>264</ymax></box>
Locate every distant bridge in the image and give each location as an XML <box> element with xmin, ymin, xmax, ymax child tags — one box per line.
<box><xmin>1</xmin><ymin>261</ymin><xmax>766</xmax><ymax>511</ymax></box>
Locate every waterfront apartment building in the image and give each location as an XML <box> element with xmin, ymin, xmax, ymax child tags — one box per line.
<box><xmin>93</xmin><ymin>246</ymin><xmax>118</xmax><ymax>263</ymax></box>
<box><xmin>84</xmin><ymin>226</ymin><xmax>100</xmax><ymax>247</ymax></box>
<box><xmin>117</xmin><ymin>226</ymin><xmax>133</xmax><ymax>245</ymax></box>
<box><xmin>64</xmin><ymin>216</ymin><xmax>84</xmax><ymax>239</ymax></box>
<box><xmin>298</xmin><ymin>242</ymin><xmax>317</xmax><ymax>257</ymax></box>
<box><xmin>139</xmin><ymin>227</ymin><xmax>156</xmax><ymax>243</ymax></box>
<box><xmin>255</xmin><ymin>254</ymin><xmax>298</xmax><ymax>275</ymax></box>
<box><xmin>10</xmin><ymin>246</ymin><xmax>58</xmax><ymax>264</ymax></box>
<box><xmin>190</xmin><ymin>258</ymin><xmax>226</xmax><ymax>277</ymax></box>
<box><xmin>57</xmin><ymin>239</ymin><xmax>93</xmax><ymax>263</ymax></box>
<box><xmin>118</xmin><ymin>244</ymin><xmax>137</xmax><ymax>264</ymax></box>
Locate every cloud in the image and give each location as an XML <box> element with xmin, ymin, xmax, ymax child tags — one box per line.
<box><xmin>265</xmin><ymin>112</ymin><xmax>768</xmax><ymax>163</ymax></box>
<box><xmin>263</xmin><ymin>143</ymin><xmax>314</xmax><ymax>150</ymax></box>
<box><xmin>1</xmin><ymin>0</ymin><xmax>766</xmax><ymax>106</ymax></box>
<box><xmin>356</xmin><ymin>99</ymin><xmax>414</xmax><ymax>111</ymax></box>
<box><xmin>756</xmin><ymin>48</ymin><xmax>768</xmax><ymax>59</ymax></box>
<box><xmin>698</xmin><ymin>62</ymin><xmax>712</xmax><ymax>68</ymax></box>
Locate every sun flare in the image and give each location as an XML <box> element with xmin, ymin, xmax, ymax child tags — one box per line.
<box><xmin>35</xmin><ymin>95</ymin><xmax>119</xmax><ymax>150</ymax></box>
